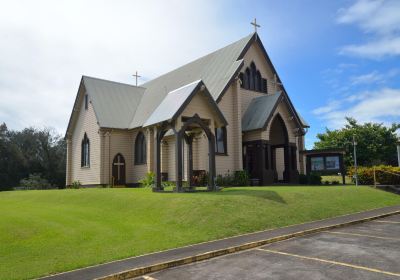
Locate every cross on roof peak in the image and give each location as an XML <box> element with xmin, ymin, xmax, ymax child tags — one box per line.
<box><xmin>132</xmin><ymin>71</ymin><xmax>141</xmax><ymax>86</ymax></box>
<box><xmin>251</xmin><ymin>18</ymin><xmax>260</xmax><ymax>33</ymax></box>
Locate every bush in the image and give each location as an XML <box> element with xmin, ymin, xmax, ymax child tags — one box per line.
<box><xmin>70</xmin><ymin>180</ymin><xmax>81</xmax><ymax>189</ymax></box>
<box><xmin>299</xmin><ymin>174</ymin><xmax>308</xmax><ymax>184</ymax></box>
<box><xmin>19</xmin><ymin>173</ymin><xmax>53</xmax><ymax>190</ymax></box>
<box><xmin>298</xmin><ymin>173</ymin><xmax>322</xmax><ymax>185</ymax></box>
<box><xmin>348</xmin><ymin>165</ymin><xmax>400</xmax><ymax>185</ymax></box>
<box><xmin>215</xmin><ymin>170</ymin><xmax>250</xmax><ymax>187</ymax></box>
<box><xmin>191</xmin><ymin>171</ymin><xmax>208</xmax><ymax>186</ymax></box>
<box><xmin>308</xmin><ymin>172</ymin><xmax>322</xmax><ymax>185</ymax></box>
<box><xmin>139</xmin><ymin>172</ymin><xmax>155</xmax><ymax>188</ymax></box>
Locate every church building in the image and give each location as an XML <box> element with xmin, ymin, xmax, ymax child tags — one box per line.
<box><xmin>65</xmin><ymin>32</ymin><xmax>309</xmax><ymax>190</ymax></box>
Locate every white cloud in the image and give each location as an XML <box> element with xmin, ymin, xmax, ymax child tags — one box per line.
<box><xmin>349</xmin><ymin>70</ymin><xmax>384</xmax><ymax>85</ymax></box>
<box><xmin>0</xmin><ymin>0</ymin><xmax>238</xmax><ymax>133</ymax></box>
<box><xmin>340</xmin><ymin>37</ymin><xmax>400</xmax><ymax>59</ymax></box>
<box><xmin>313</xmin><ymin>88</ymin><xmax>400</xmax><ymax>128</ymax></box>
<box><xmin>337</xmin><ymin>0</ymin><xmax>400</xmax><ymax>58</ymax></box>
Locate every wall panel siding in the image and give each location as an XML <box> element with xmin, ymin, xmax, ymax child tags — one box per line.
<box><xmin>215</xmin><ymin>85</ymin><xmax>238</xmax><ymax>175</ymax></box>
<box><xmin>275</xmin><ymin>147</ymin><xmax>285</xmax><ymax>180</ymax></box>
<box><xmin>71</xmin><ymin>95</ymin><xmax>101</xmax><ymax>185</ymax></box>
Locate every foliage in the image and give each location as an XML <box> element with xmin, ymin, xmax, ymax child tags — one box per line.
<box><xmin>348</xmin><ymin>165</ymin><xmax>400</xmax><ymax>185</ymax></box>
<box><xmin>0</xmin><ymin>123</ymin><xmax>66</xmax><ymax>191</ymax></box>
<box><xmin>298</xmin><ymin>172</ymin><xmax>322</xmax><ymax>185</ymax></box>
<box><xmin>234</xmin><ymin>170</ymin><xmax>250</xmax><ymax>186</ymax></box>
<box><xmin>314</xmin><ymin>117</ymin><xmax>400</xmax><ymax>167</ymax></box>
<box><xmin>139</xmin><ymin>172</ymin><xmax>155</xmax><ymax>188</ymax></box>
<box><xmin>298</xmin><ymin>174</ymin><xmax>308</xmax><ymax>184</ymax></box>
<box><xmin>191</xmin><ymin>170</ymin><xmax>208</xmax><ymax>186</ymax></box>
<box><xmin>215</xmin><ymin>170</ymin><xmax>250</xmax><ymax>186</ymax></box>
<box><xmin>1</xmin><ymin>187</ymin><xmax>399</xmax><ymax>280</ymax></box>
<box><xmin>19</xmin><ymin>173</ymin><xmax>53</xmax><ymax>190</ymax></box>
<box><xmin>70</xmin><ymin>180</ymin><xmax>81</xmax><ymax>189</ymax></box>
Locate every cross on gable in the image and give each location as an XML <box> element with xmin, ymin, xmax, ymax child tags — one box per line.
<box><xmin>132</xmin><ymin>71</ymin><xmax>141</xmax><ymax>86</ymax></box>
<box><xmin>251</xmin><ymin>18</ymin><xmax>260</xmax><ymax>33</ymax></box>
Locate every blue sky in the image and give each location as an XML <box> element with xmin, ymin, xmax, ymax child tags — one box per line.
<box><xmin>0</xmin><ymin>0</ymin><xmax>399</xmax><ymax>148</ymax></box>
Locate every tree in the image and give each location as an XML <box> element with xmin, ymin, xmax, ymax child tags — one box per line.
<box><xmin>0</xmin><ymin>123</ymin><xmax>66</xmax><ymax>191</ymax></box>
<box><xmin>314</xmin><ymin>117</ymin><xmax>400</xmax><ymax>167</ymax></box>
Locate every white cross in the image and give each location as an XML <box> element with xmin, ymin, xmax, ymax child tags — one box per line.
<box><xmin>251</xmin><ymin>18</ymin><xmax>260</xmax><ymax>33</ymax></box>
<box><xmin>113</xmin><ymin>155</ymin><xmax>125</xmax><ymax>181</ymax></box>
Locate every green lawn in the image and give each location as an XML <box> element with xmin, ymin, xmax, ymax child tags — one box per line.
<box><xmin>1</xmin><ymin>186</ymin><xmax>399</xmax><ymax>280</ymax></box>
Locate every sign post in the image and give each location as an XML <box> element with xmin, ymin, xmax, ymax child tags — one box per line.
<box><xmin>353</xmin><ymin>135</ymin><xmax>358</xmax><ymax>187</ymax></box>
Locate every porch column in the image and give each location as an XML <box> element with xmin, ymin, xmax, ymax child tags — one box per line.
<box><xmin>154</xmin><ymin>128</ymin><xmax>162</xmax><ymax>190</ymax></box>
<box><xmin>208</xmin><ymin>133</ymin><xmax>216</xmax><ymax>190</ymax></box>
<box><xmin>185</xmin><ymin>135</ymin><xmax>194</xmax><ymax>186</ymax></box>
<box><xmin>175</xmin><ymin>133</ymin><xmax>183</xmax><ymax>191</ymax></box>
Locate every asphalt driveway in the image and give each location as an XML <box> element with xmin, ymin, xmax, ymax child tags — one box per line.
<box><xmin>137</xmin><ymin>214</ymin><xmax>400</xmax><ymax>280</ymax></box>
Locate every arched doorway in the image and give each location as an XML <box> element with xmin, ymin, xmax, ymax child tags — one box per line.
<box><xmin>112</xmin><ymin>153</ymin><xmax>126</xmax><ymax>185</ymax></box>
<box><xmin>269</xmin><ymin>114</ymin><xmax>299</xmax><ymax>183</ymax></box>
<box><xmin>269</xmin><ymin>114</ymin><xmax>289</xmax><ymax>182</ymax></box>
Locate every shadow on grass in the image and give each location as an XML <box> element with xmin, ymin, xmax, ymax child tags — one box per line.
<box><xmin>212</xmin><ymin>188</ymin><xmax>287</xmax><ymax>204</ymax></box>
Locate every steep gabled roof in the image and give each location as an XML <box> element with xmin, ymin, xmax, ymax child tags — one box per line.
<box><xmin>83</xmin><ymin>76</ymin><xmax>145</xmax><ymax>129</ymax></box>
<box><xmin>65</xmin><ymin>76</ymin><xmax>145</xmax><ymax>137</ymax></box>
<box><xmin>242</xmin><ymin>92</ymin><xmax>282</xmax><ymax>132</ymax></box>
<box><xmin>66</xmin><ymin>32</ymin><xmax>309</xmax><ymax>137</ymax></box>
<box><xmin>143</xmin><ymin>80</ymin><xmax>227</xmax><ymax>127</ymax></box>
<box><xmin>128</xmin><ymin>34</ymin><xmax>253</xmax><ymax>128</ymax></box>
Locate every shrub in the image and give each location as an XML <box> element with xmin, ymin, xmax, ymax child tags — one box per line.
<box><xmin>70</xmin><ymin>180</ymin><xmax>81</xmax><ymax>189</ymax></box>
<box><xmin>215</xmin><ymin>170</ymin><xmax>250</xmax><ymax>186</ymax></box>
<box><xmin>298</xmin><ymin>174</ymin><xmax>308</xmax><ymax>184</ymax></box>
<box><xmin>234</xmin><ymin>170</ymin><xmax>249</xmax><ymax>186</ymax></box>
<box><xmin>191</xmin><ymin>171</ymin><xmax>208</xmax><ymax>186</ymax></box>
<box><xmin>19</xmin><ymin>173</ymin><xmax>53</xmax><ymax>190</ymax></box>
<box><xmin>308</xmin><ymin>172</ymin><xmax>322</xmax><ymax>185</ymax></box>
<box><xmin>348</xmin><ymin>165</ymin><xmax>400</xmax><ymax>185</ymax></box>
<box><xmin>139</xmin><ymin>172</ymin><xmax>155</xmax><ymax>188</ymax></box>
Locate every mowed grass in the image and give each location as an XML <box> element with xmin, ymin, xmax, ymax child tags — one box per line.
<box><xmin>1</xmin><ymin>186</ymin><xmax>400</xmax><ymax>280</ymax></box>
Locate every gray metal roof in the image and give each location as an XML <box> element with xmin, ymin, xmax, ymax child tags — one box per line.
<box><xmin>66</xmin><ymin>32</ymin><xmax>309</xmax><ymax>135</ymax></box>
<box><xmin>83</xmin><ymin>76</ymin><xmax>145</xmax><ymax>129</ymax></box>
<box><xmin>298</xmin><ymin>113</ymin><xmax>310</xmax><ymax>128</ymax></box>
<box><xmin>128</xmin><ymin>34</ymin><xmax>253</xmax><ymax>128</ymax></box>
<box><xmin>242</xmin><ymin>92</ymin><xmax>282</xmax><ymax>132</ymax></box>
<box><xmin>143</xmin><ymin>80</ymin><xmax>201</xmax><ymax>127</ymax></box>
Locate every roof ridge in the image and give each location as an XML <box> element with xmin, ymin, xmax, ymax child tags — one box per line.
<box><xmin>140</xmin><ymin>33</ymin><xmax>254</xmax><ymax>87</ymax></box>
<box><xmin>83</xmin><ymin>75</ymin><xmax>147</xmax><ymax>90</ymax></box>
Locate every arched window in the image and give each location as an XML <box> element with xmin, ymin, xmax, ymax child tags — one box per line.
<box><xmin>250</xmin><ymin>63</ymin><xmax>257</xmax><ymax>90</ymax></box>
<box><xmin>135</xmin><ymin>132</ymin><xmax>147</xmax><ymax>164</ymax></box>
<box><xmin>255</xmin><ymin>71</ymin><xmax>261</xmax><ymax>91</ymax></box>
<box><xmin>244</xmin><ymin>68</ymin><xmax>251</xmax><ymax>89</ymax></box>
<box><xmin>215</xmin><ymin>127</ymin><xmax>227</xmax><ymax>155</ymax></box>
<box><xmin>81</xmin><ymin>133</ymin><xmax>90</xmax><ymax>167</ymax></box>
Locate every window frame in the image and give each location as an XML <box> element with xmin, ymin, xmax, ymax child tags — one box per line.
<box><xmin>240</xmin><ymin>62</ymin><xmax>268</xmax><ymax>94</ymax></box>
<box><xmin>134</xmin><ymin>131</ymin><xmax>147</xmax><ymax>165</ymax></box>
<box><xmin>81</xmin><ymin>133</ymin><xmax>90</xmax><ymax>168</ymax></box>
<box><xmin>84</xmin><ymin>94</ymin><xmax>89</xmax><ymax>110</ymax></box>
<box><xmin>215</xmin><ymin>127</ymin><xmax>227</xmax><ymax>155</ymax></box>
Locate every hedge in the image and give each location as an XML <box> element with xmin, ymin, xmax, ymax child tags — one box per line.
<box><xmin>348</xmin><ymin>165</ymin><xmax>400</xmax><ymax>185</ymax></box>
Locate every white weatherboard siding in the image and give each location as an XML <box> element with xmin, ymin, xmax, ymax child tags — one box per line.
<box><xmin>70</xmin><ymin>93</ymin><xmax>101</xmax><ymax>185</ymax></box>
<box><xmin>216</xmin><ymin>85</ymin><xmax>236</xmax><ymax>175</ymax></box>
<box><xmin>275</xmin><ymin>147</ymin><xmax>285</xmax><ymax>180</ymax></box>
<box><xmin>67</xmin><ymin>34</ymin><xmax>308</xmax><ymax>185</ymax></box>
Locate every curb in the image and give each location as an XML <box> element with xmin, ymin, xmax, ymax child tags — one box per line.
<box><xmin>95</xmin><ymin>210</ymin><xmax>400</xmax><ymax>280</ymax></box>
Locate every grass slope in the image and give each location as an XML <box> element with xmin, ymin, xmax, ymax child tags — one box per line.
<box><xmin>1</xmin><ymin>186</ymin><xmax>399</xmax><ymax>280</ymax></box>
